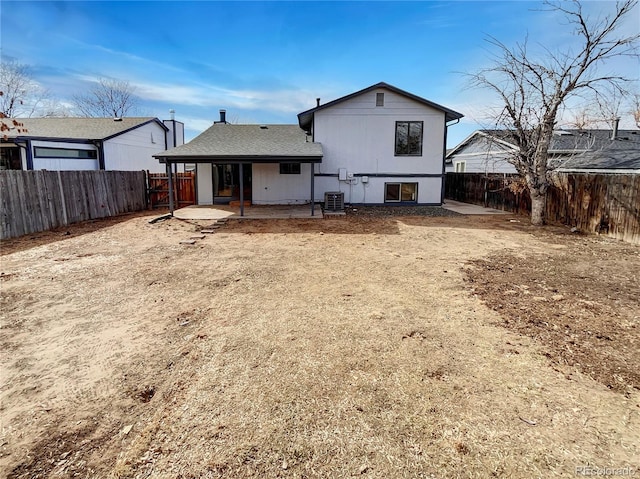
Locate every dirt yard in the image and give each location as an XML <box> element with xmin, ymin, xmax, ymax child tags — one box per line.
<box><xmin>1</xmin><ymin>209</ymin><xmax>638</xmax><ymax>478</ymax></box>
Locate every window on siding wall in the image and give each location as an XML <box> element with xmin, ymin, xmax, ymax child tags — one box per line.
<box><xmin>376</xmin><ymin>92</ymin><xmax>384</xmax><ymax>107</ymax></box>
<box><xmin>34</xmin><ymin>147</ymin><xmax>97</xmax><ymax>159</ymax></box>
<box><xmin>455</xmin><ymin>161</ymin><xmax>466</xmax><ymax>172</ymax></box>
<box><xmin>384</xmin><ymin>183</ymin><xmax>418</xmax><ymax>202</ymax></box>
<box><xmin>395</xmin><ymin>121</ymin><xmax>423</xmax><ymax>156</ymax></box>
<box><xmin>279</xmin><ymin>163</ymin><xmax>301</xmax><ymax>174</ymax></box>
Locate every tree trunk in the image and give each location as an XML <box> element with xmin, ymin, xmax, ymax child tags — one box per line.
<box><xmin>530</xmin><ymin>189</ymin><xmax>546</xmax><ymax>226</ymax></box>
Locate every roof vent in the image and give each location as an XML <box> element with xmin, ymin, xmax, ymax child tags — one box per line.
<box><xmin>215</xmin><ymin>109</ymin><xmax>227</xmax><ymax>124</ymax></box>
<box><xmin>113</xmin><ymin>117</ymin><xmax>123</xmax><ymax>122</ymax></box>
<box><xmin>260</xmin><ymin>125</ymin><xmax>268</xmax><ymax>129</ymax></box>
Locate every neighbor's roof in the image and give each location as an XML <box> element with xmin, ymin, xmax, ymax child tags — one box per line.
<box><xmin>154</xmin><ymin>124</ymin><xmax>323</xmax><ymax>163</ymax></box>
<box><xmin>297</xmin><ymin>82</ymin><xmax>464</xmax><ymax>131</ymax></box>
<box><xmin>447</xmin><ymin>128</ymin><xmax>640</xmax><ymax>159</ymax></box>
<box><xmin>0</xmin><ymin>117</ymin><xmax>167</xmax><ymax>141</ymax></box>
<box><xmin>555</xmin><ymin>149</ymin><xmax>640</xmax><ymax>172</ymax></box>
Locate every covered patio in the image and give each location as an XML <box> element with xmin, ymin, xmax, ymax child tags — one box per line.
<box><xmin>153</xmin><ymin>120</ymin><xmax>323</xmax><ymax>217</ymax></box>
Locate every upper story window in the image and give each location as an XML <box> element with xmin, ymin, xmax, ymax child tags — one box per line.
<box><xmin>376</xmin><ymin>92</ymin><xmax>384</xmax><ymax>107</ymax></box>
<box><xmin>34</xmin><ymin>147</ymin><xmax>97</xmax><ymax>159</ymax></box>
<box><xmin>395</xmin><ymin>121</ymin><xmax>423</xmax><ymax>156</ymax></box>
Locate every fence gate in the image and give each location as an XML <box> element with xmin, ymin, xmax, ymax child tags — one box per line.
<box><xmin>147</xmin><ymin>171</ymin><xmax>195</xmax><ymax>209</ymax></box>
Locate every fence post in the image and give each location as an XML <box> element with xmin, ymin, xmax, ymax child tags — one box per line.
<box><xmin>57</xmin><ymin>170</ymin><xmax>69</xmax><ymax>226</ymax></box>
<box><xmin>483</xmin><ymin>175</ymin><xmax>488</xmax><ymax>207</ymax></box>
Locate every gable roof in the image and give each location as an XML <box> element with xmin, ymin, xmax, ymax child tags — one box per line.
<box><xmin>297</xmin><ymin>82</ymin><xmax>464</xmax><ymax>131</ymax></box>
<box><xmin>154</xmin><ymin>123</ymin><xmax>323</xmax><ymax>163</ymax></box>
<box><xmin>1</xmin><ymin>117</ymin><xmax>167</xmax><ymax>142</ymax></box>
<box><xmin>446</xmin><ymin>130</ymin><xmax>518</xmax><ymax>159</ymax></box>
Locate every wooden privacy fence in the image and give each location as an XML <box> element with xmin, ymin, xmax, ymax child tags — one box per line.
<box><xmin>0</xmin><ymin>170</ymin><xmax>147</xmax><ymax>240</ymax></box>
<box><xmin>445</xmin><ymin>172</ymin><xmax>640</xmax><ymax>244</ymax></box>
<box><xmin>445</xmin><ymin>172</ymin><xmax>531</xmax><ymax>214</ymax></box>
<box><xmin>147</xmin><ymin>171</ymin><xmax>195</xmax><ymax>209</ymax></box>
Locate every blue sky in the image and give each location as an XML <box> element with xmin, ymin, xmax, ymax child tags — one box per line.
<box><xmin>2</xmin><ymin>1</ymin><xmax>638</xmax><ymax>146</ymax></box>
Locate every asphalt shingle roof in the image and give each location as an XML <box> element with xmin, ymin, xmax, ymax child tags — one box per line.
<box><xmin>556</xmin><ymin>149</ymin><xmax>640</xmax><ymax>171</ymax></box>
<box><xmin>154</xmin><ymin>124</ymin><xmax>323</xmax><ymax>161</ymax></box>
<box><xmin>1</xmin><ymin>117</ymin><xmax>164</xmax><ymax>140</ymax></box>
<box><xmin>476</xmin><ymin>128</ymin><xmax>640</xmax><ymax>151</ymax></box>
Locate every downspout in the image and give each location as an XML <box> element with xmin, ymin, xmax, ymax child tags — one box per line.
<box><xmin>14</xmin><ymin>140</ymin><xmax>29</xmax><ymax>170</ymax></box>
<box><xmin>441</xmin><ymin>118</ymin><xmax>460</xmax><ymax>204</ymax></box>
<box><xmin>25</xmin><ymin>139</ymin><xmax>34</xmax><ymax>170</ymax></box>
<box><xmin>94</xmin><ymin>140</ymin><xmax>105</xmax><ymax>170</ymax></box>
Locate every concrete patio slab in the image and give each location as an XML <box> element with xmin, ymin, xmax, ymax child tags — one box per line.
<box><xmin>442</xmin><ymin>200</ymin><xmax>508</xmax><ymax>215</ymax></box>
<box><xmin>172</xmin><ymin>204</ymin><xmax>323</xmax><ymax>220</ymax></box>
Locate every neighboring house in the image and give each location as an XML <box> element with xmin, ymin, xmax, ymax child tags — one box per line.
<box><xmin>445</xmin><ymin>128</ymin><xmax>640</xmax><ymax>174</ymax></box>
<box><xmin>0</xmin><ymin>117</ymin><xmax>184</xmax><ymax>172</ymax></box>
<box><xmin>154</xmin><ymin>82</ymin><xmax>463</xmax><ymax>211</ymax></box>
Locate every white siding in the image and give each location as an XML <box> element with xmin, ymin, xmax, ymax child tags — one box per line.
<box><xmin>30</xmin><ymin>140</ymin><xmax>99</xmax><ymax>171</ymax></box>
<box><xmin>252</xmin><ymin>163</ymin><xmax>312</xmax><ymax>205</ymax></box>
<box><xmin>314</xmin><ymin>175</ymin><xmax>442</xmax><ymax>205</ymax></box>
<box><xmin>314</xmin><ymin>90</ymin><xmax>445</xmax><ymax>176</ymax></box>
<box><xmin>445</xmin><ymin>155</ymin><xmax>516</xmax><ymax>174</ymax></box>
<box><xmin>312</xmin><ymin>88</ymin><xmax>446</xmax><ymax>204</ymax></box>
<box><xmin>445</xmin><ymin>135</ymin><xmax>517</xmax><ymax>174</ymax></box>
<box><xmin>103</xmin><ymin>121</ymin><xmax>167</xmax><ymax>172</ymax></box>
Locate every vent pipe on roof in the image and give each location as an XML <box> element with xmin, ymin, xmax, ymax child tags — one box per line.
<box><xmin>316</xmin><ymin>98</ymin><xmax>321</xmax><ymax>107</ymax></box>
<box><xmin>612</xmin><ymin>117</ymin><xmax>620</xmax><ymax>140</ymax></box>
<box><xmin>169</xmin><ymin>109</ymin><xmax>175</xmax><ymax>121</ymax></box>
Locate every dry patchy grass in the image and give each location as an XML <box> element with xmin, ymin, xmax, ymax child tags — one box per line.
<box><xmin>1</xmin><ymin>213</ymin><xmax>638</xmax><ymax>478</ymax></box>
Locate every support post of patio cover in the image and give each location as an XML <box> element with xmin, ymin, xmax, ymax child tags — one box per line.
<box><xmin>166</xmin><ymin>161</ymin><xmax>174</xmax><ymax>215</ymax></box>
<box><xmin>239</xmin><ymin>162</ymin><xmax>244</xmax><ymax>217</ymax></box>
<box><xmin>310</xmin><ymin>163</ymin><xmax>315</xmax><ymax>216</ymax></box>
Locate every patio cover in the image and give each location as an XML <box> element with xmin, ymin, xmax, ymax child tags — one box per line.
<box><xmin>153</xmin><ymin>123</ymin><xmax>323</xmax><ymax>216</ymax></box>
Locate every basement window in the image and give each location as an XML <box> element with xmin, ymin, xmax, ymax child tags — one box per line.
<box><xmin>34</xmin><ymin>147</ymin><xmax>97</xmax><ymax>159</ymax></box>
<box><xmin>280</xmin><ymin>163</ymin><xmax>301</xmax><ymax>174</ymax></box>
<box><xmin>384</xmin><ymin>182</ymin><xmax>417</xmax><ymax>202</ymax></box>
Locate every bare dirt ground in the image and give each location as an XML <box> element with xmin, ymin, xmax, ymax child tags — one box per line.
<box><xmin>1</xmin><ymin>210</ymin><xmax>638</xmax><ymax>478</ymax></box>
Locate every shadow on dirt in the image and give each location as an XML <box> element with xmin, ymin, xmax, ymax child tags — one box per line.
<box><xmin>1</xmin><ymin>210</ymin><xmax>163</xmax><ymax>256</ymax></box>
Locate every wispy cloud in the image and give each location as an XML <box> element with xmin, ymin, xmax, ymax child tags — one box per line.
<box><xmin>130</xmin><ymin>80</ymin><xmax>320</xmax><ymax>115</ymax></box>
<box><xmin>59</xmin><ymin>35</ymin><xmax>186</xmax><ymax>76</ymax></box>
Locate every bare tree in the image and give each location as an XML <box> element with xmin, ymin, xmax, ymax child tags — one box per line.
<box><xmin>566</xmin><ymin>108</ymin><xmax>598</xmax><ymax>130</ymax></box>
<box><xmin>0</xmin><ymin>60</ymin><xmax>54</xmax><ymax>117</ymax></box>
<box><xmin>73</xmin><ymin>78</ymin><xmax>139</xmax><ymax>118</ymax></box>
<box><xmin>469</xmin><ymin>0</ymin><xmax>639</xmax><ymax>225</ymax></box>
<box><xmin>631</xmin><ymin>91</ymin><xmax>640</xmax><ymax>128</ymax></box>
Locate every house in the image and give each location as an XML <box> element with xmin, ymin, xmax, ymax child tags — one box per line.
<box><xmin>445</xmin><ymin>127</ymin><xmax>640</xmax><ymax>174</ymax></box>
<box><xmin>0</xmin><ymin>116</ymin><xmax>184</xmax><ymax>172</ymax></box>
<box><xmin>153</xmin><ymin>82</ymin><xmax>463</xmax><ymax>213</ymax></box>
<box><xmin>298</xmin><ymin>82</ymin><xmax>463</xmax><ymax>205</ymax></box>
